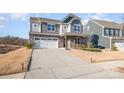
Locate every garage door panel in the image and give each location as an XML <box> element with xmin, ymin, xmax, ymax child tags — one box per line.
<box><xmin>41</xmin><ymin>40</ymin><xmax>58</xmax><ymax>48</ymax></box>
<box><xmin>34</xmin><ymin>40</ymin><xmax>40</xmax><ymax>48</ymax></box>
<box><xmin>34</xmin><ymin>37</ymin><xmax>58</xmax><ymax>48</ymax></box>
<box><xmin>115</xmin><ymin>43</ymin><xmax>124</xmax><ymax>51</ymax></box>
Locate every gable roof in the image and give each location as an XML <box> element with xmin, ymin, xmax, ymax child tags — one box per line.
<box><xmin>30</xmin><ymin>17</ymin><xmax>61</xmax><ymax>23</ymax></box>
<box><xmin>62</xmin><ymin>13</ymin><xmax>81</xmax><ymax>23</ymax></box>
<box><xmin>92</xmin><ymin>19</ymin><xmax>123</xmax><ymax>29</ymax></box>
<box><xmin>30</xmin><ymin>13</ymin><xmax>83</xmax><ymax>24</ymax></box>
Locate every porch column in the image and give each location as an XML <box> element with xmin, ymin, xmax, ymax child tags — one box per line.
<box><xmin>65</xmin><ymin>35</ymin><xmax>68</xmax><ymax>49</ymax></box>
<box><xmin>80</xmin><ymin>37</ymin><xmax>82</xmax><ymax>45</ymax></box>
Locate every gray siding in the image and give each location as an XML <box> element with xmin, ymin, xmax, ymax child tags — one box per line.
<box><xmin>41</xmin><ymin>22</ymin><xmax>47</xmax><ymax>32</ymax></box>
<box><xmin>41</xmin><ymin>22</ymin><xmax>60</xmax><ymax>34</ymax></box>
<box><xmin>71</xmin><ymin>19</ymin><xmax>83</xmax><ymax>33</ymax></box>
<box><xmin>84</xmin><ymin>21</ymin><xmax>110</xmax><ymax>49</ymax></box>
<box><xmin>30</xmin><ymin>21</ymin><xmax>60</xmax><ymax>34</ymax></box>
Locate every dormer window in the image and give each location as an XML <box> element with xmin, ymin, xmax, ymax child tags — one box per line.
<box><xmin>48</xmin><ymin>24</ymin><xmax>56</xmax><ymax>31</ymax></box>
<box><xmin>74</xmin><ymin>24</ymin><xmax>81</xmax><ymax>32</ymax></box>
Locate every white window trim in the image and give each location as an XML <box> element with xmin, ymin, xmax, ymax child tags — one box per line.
<box><xmin>104</xmin><ymin>29</ymin><xmax>110</xmax><ymax>36</ymax></box>
<box><xmin>47</xmin><ymin>24</ymin><xmax>56</xmax><ymax>32</ymax></box>
<box><xmin>73</xmin><ymin>24</ymin><xmax>81</xmax><ymax>32</ymax></box>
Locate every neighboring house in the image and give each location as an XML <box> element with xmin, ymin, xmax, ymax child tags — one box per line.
<box><xmin>29</xmin><ymin>13</ymin><xmax>86</xmax><ymax>49</ymax></box>
<box><xmin>84</xmin><ymin>19</ymin><xmax>124</xmax><ymax>50</ymax></box>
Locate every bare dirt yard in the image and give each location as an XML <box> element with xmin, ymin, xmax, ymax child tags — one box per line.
<box><xmin>0</xmin><ymin>47</ymin><xmax>32</xmax><ymax>76</ymax></box>
<box><xmin>68</xmin><ymin>49</ymin><xmax>124</xmax><ymax>63</ymax></box>
<box><xmin>0</xmin><ymin>44</ymin><xmax>21</xmax><ymax>54</ymax></box>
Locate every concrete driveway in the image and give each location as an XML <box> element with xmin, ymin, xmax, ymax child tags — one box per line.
<box><xmin>24</xmin><ymin>48</ymin><xmax>104</xmax><ymax>79</ymax></box>
<box><xmin>1</xmin><ymin>48</ymin><xmax>124</xmax><ymax>79</ymax></box>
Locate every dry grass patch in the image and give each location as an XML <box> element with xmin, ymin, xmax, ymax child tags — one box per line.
<box><xmin>114</xmin><ymin>67</ymin><xmax>124</xmax><ymax>73</ymax></box>
<box><xmin>0</xmin><ymin>47</ymin><xmax>32</xmax><ymax>76</ymax></box>
<box><xmin>68</xmin><ymin>49</ymin><xmax>124</xmax><ymax>63</ymax></box>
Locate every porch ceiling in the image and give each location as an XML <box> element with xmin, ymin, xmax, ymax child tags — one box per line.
<box><xmin>62</xmin><ymin>32</ymin><xmax>88</xmax><ymax>37</ymax></box>
<box><xmin>29</xmin><ymin>32</ymin><xmax>60</xmax><ymax>36</ymax></box>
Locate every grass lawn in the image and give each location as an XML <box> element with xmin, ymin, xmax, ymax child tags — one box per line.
<box><xmin>68</xmin><ymin>49</ymin><xmax>124</xmax><ymax>63</ymax></box>
<box><xmin>0</xmin><ymin>47</ymin><xmax>32</xmax><ymax>76</ymax></box>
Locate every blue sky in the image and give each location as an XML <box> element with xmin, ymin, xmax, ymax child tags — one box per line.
<box><xmin>0</xmin><ymin>13</ymin><xmax>124</xmax><ymax>39</ymax></box>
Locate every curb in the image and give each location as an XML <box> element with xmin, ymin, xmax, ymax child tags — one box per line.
<box><xmin>27</xmin><ymin>48</ymin><xmax>34</xmax><ymax>71</ymax></box>
<box><xmin>23</xmin><ymin>48</ymin><xmax>34</xmax><ymax>79</ymax></box>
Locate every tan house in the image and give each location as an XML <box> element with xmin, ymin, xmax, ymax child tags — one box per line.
<box><xmin>29</xmin><ymin>13</ymin><xmax>86</xmax><ymax>49</ymax></box>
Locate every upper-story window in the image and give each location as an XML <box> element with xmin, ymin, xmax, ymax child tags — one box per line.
<box><xmin>122</xmin><ymin>30</ymin><xmax>124</xmax><ymax>36</ymax></box>
<box><xmin>110</xmin><ymin>29</ymin><xmax>114</xmax><ymax>36</ymax></box>
<box><xmin>104</xmin><ymin>29</ymin><xmax>120</xmax><ymax>36</ymax></box>
<box><xmin>47</xmin><ymin>24</ymin><xmax>56</xmax><ymax>31</ymax></box>
<box><xmin>115</xmin><ymin>30</ymin><xmax>119</xmax><ymax>36</ymax></box>
<box><xmin>74</xmin><ymin>24</ymin><xmax>81</xmax><ymax>32</ymax></box>
<box><xmin>104</xmin><ymin>29</ymin><xmax>109</xmax><ymax>36</ymax></box>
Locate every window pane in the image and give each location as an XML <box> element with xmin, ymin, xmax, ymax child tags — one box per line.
<box><xmin>35</xmin><ymin>38</ymin><xmax>40</xmax><ymax>40</ymax></box>
<box><xmin>115</xmin><ymin>30</ymin><xmax>119</xmax><ymax>36</ymax></box>
<box><xmin>74</xmin><ymin>24</ymin><xmax>80</xmax><ymax>32</ymax></box>
<box><xmin>122</xmin><ymin>31</ymin><xmax>124</xmax><ymax>36</ymax></box>
<box><xmin>48</xmin><ymin>24</ymin><xmax>55</xmax><ymax>31</ymax></box>
<box><xmin>105</xmin><ymin>29</ymin><xmax>109</xmax><ymax>36</ymax></box>
<box><xmin>48</xmin><ymin>24</ymin><xmax>51</xmax><ymax>31</ymax></box>
<box><xmin>110</xmin><ymin>29</ymin><xmax>114</xmax><ymax>36</ymax></box>
<box><xmin>52</xmin><ymin>25</ymin><xmax>55</xmax><ymax>31</ymax></box>
<box><xmin>48</xmin><ymin>28</ymin><xmax>51</xmax><ymax>30</ymax></box>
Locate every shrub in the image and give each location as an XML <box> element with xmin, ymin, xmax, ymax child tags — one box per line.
<box><xmin>78</xmin><ymin>45</ymin><xmax>87</xmax><ymax>49</ymax></box>
<box><xmin>87</xmin><ymin>42</ymin><xmax>93</xmax><ymax>48</ymax></box>
<box><xmin>25</xmin><ymin>42</ymin><xmax>33</xmax><ymax>49</ymax></box>
<box><xmin>82</xmin><ymin>48</ymin><xmax>101</xmax><ymax>52</ymax></box>
<box><xmin>111</xmin><ymin>44</ymin><xmax>118</xmax><ymax>51</ymax></box>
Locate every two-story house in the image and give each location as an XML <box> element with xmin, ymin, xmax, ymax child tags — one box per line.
<box><xmin>29</xmin><ymin>13</ymin><xmax>85</xmax><ymax>49</ymax></box>
<box><xmin>84</xmin><ymin>19</ymin><xmax>124</xmax><ymax>50</ymax></box>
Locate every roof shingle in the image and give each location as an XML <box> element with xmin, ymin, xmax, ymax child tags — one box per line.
<box><xmin>92</xmin><ymin>19</ymin><xmax>123</xmax><ymax>29</ymax></box>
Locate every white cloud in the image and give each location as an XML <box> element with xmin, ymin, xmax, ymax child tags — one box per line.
<box><xmin>92</xmin><ymin>13</ymin><xmax>105</xmax><ymax>19</ymax></box>
<box><xmin>0</xmin><ymin>16</ymin><xmax>7</xmax><ymax>21</ymax></box>
<box><xmin>82</xmin><ymin>13</ymin><xmax>112</xmax><ymax>24</ymax></box>
<box><xmin>10</xmin><ymin>13</ymin><xmax>30</xmax><ymax>21</ymax></box>
<box><xmin>0</xmin><ymin>16</ymin><xmax>7</xmax><ymax>28</ymax></box>
<box><xmin>0</xmin><ymin>25</ymin><xmax>5</xmax><ymax>28</ymax></box>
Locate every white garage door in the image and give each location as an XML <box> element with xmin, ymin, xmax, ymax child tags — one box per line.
<box><xmin>115</xmin><ymin>43</ymin><xmax>124</xmax><ymax>51</ymax></box>
<box><xmin>34</xmin><ymin>38</ymin><xmax>41</xmax><ymax>48</ymax></box>
<box><xmin>34</xmin><ymin>37</ymin><xmax>58</xmax><ymax>48</ymax></box>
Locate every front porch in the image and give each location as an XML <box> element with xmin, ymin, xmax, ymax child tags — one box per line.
<box><xmin>59</xmin><ymin>33</ymin><xmax>87</xmax><ymax>49</ymax></box>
